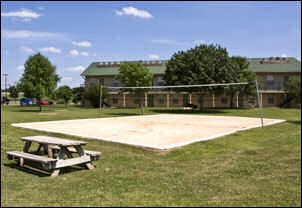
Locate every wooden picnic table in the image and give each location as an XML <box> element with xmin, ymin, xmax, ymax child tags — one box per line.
<box><xmin>6</xmin><ymin>135</ymin><xmax>101</xmax><ymax>177</ymax></box>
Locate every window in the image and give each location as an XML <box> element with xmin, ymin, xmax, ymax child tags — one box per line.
<box><xmin>112</xmin><ymin>79</ymin><xmax>118</xmax><ymax>87</ymax></box>
<box><xmin>221</xmin><ymin>96</ymin><xmax>228</xmax><ymax>104</ymax></box>
<box><xmin>267</xmin><ymin>75</ymin><xmax>274</xmax><ymax>85</ymax></box>
<box><xmin>248</xmin><ymin>96</ymin><xmax>255</xmax><ymax>105</ymax></box>
<box><xmin>99</xmin><ymin>78</ymin><xmax>104</xmax><ymax>85</ymax></box>
<box><xmin>134</xmin><ymin>97</ymin><xmax>140</xmax><ymax>104</ymax></box>
<box><xmin>113</xmin><ymin>96</ymin><xmax>118</xmax><ymax>104</ymax></box>
<box><xmin>158</xmin><ymin>94</ymin><xmax>164</xmax><ymax>104</ymax></box>
<box><xmin>172</xmin><ymin>94</ymin><xmax>178</xmax><ymax>104</ymax></box>
<box><xmin>157</xmin><ymin>77</ymin><xmax>164</xmax><ymax>86</ymax></box>
<box><xmin>268</xmin><ymin>95</ymin><xmax>274</xmax><ymax>104</ymax></box>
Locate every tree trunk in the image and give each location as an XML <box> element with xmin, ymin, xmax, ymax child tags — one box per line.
<box><xmin>38</xmin><ymin>103</ymin><xmax>42</xmax><ymax>112</ymax></box>
<box><xmin>139</xmin><ymin>97</ymin><xmax>144</xmax><ymax>115</ymax></box>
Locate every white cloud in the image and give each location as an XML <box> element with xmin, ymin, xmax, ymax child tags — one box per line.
<box><xmin>281</xmin><ymin>54</ymin><xmax>288</xmax><ymax>57</ymax></box>
<box><xmin>116</xmin><ymin>6</ymin><xmax>153</xmax><ymax>19</ymax></box>
<box><xmin>17</xmin><ymin>65</ymin><xmax>24</xmax><ymax>71</ymax></box>
<box><xmin>71</xmin><ymin>41</ymin><xmax>91</xmax><ymax>47</ymax></box>
<box><xmin>20</xmin><ymin>46</ymin><xmax>34</xmax><ymax>53</ymax></box>
<box><xmin>64</xmin><ymin>66</ymin><xmax>85</xmax><ymax>72</ymax></box>
<box><xmin>81</xmin><ymin>52</ymin><xmax>89</xmax><ymax>56</ymax></box>
<box><xmin>2</xmin><ymin>29</ymin><xmax>63</xmax><ymax>39</ymax></box>
<box><xmin>149</xmin><ymin>54</ymin><xmax>160</xmax><ymax>59</ymax></box>
<box><xmin>1</xmin><ymin>8</ymin><xmax>42</xmax><ymax>22</ymax></box>
<box><xmin>69</xmin><ymin>49</ymin><xmax>79</xmax><ymax>56</ymax></box>
<box><xmin>61</xmin><ymin>77</ymin><xmax>73</xmax><ymax>82</ymax></box>
<box><xmin>40</xmin><ymin>47</ymin><xmax>61</xmax><ymax>53</ymax></box>
<box><xmin>150</xmin><ymin>39</ymin><xmax>188</xmax><ymax>45</ymax></box>
<box><xmin>195</xmin><ymin>39</ymin><xmax>205</xmax><ymax>44</ymax></box>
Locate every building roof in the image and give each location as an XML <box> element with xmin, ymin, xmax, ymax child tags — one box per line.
<box><xmin>81</xmin><ymin>60</ymin><xmax>168</xmax><ymax>77</ymax></box>
<box><xmin>247</xmin><ymin>57</ymin><xmax>301</xmax><ymax>73</ymax></box>
<box><xmin>81</xmin><ymin>57</ymin><xmax>301</xmax><ymax>77</ymax></box>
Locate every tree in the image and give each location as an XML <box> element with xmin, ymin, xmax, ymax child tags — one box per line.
<box><xmin>56</xmin><ymin>85</ymin><xmax>73</xmax><ymax>108</ymax></box>
<box><xmin>83</xmin><ymin>84</ymin><xmax>108</xmax><ymax>108</ymax></box>
<box><xmin>164</xmin><ymin>44</ymin><xmax>233</xmax><ymax>111</ymax></box>
<box><xmin>7</xmin><ymin>85</ymin><xmax>20</xmax><ymax>102</ymax></box>
<box><xmin>225</xmin><ymin>56</ymin><xmax>257</xmax><ymax>108</ymax></box>
<box><xmin>72</xmin><ymin>86</ymin><xmax>85</xmax><ymax>105</ymax></box>
<box><xmin>18</xmin><ymin>53</ymin><xmax>60</xmax><ymax>111</ymax></box>
<box><xmin>285</xmin><ymin>76</ymin><xmax>301</xmax><ymax>103</ymax></box>
<box><xmin>116</xmin><ymin>62</ymin><xmax>153</xmax><ymax>115</ymax></box>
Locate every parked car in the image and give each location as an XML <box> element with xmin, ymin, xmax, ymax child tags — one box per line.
<box><xmin>20</xmin><ymin>98</ymin><xmax>35</xmax><ymax>106</ymax></box>
<box><xmin>36</xmin><ymin>99</ymin><xmax>53</xmax><ymax>105</ymax></box>
<box><xmin>1</xmin><ymin>96</ymin><xmax>10</xmax><ymax>105</ymax></box>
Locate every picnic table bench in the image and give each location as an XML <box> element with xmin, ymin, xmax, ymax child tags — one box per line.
<box><xmin>6</xmin><ymin>135</ymin><xmax>101</xmax><ymax>177</ymax></box>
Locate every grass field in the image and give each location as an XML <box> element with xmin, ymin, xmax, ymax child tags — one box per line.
<box><xmin>1</xmin><ymin>105</ymin><xmax>301</xmax><ymax>206</ymax></box>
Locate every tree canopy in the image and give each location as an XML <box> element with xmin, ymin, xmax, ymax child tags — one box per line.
<box><xmin>285</xmin><ymin>76</ymin><xmax>301</xmax><ymax>103</ymax></box>
<box><xmin>116</xmin><ymin>62</ymin><xmax>153</xmax><ymax>114</ymax></box>
<box><xmin>83</xmin><ymin>83</ymin><xmax>108</xmax><ymax>108</ymax></box>
<box><xmin>55</xmin><ymin>85</ymin><xmax>73</xmax><ymax>108</ymax></box>
<box><xmin>18</xmin><ymin>52</ymin><xmax>60</xmax><ymax>111</ymax></box>
<box><xmin>164</xmin><ymin>44</ymin><xmax>257</xmax><ymax>110</ymax></box>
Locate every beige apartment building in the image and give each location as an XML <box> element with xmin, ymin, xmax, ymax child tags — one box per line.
<box><xmin>81</xmin><ymin>57</ymin><xmax>301</xmax><ymax>108</ymax></box>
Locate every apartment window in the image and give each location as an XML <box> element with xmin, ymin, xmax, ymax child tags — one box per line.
<box><xmin>113</xmin><ymin>96</ymin><xmax>118</xmax><ymax>104</ymax></box>
<box><xmin>157</xmin><ymin>77</ymin><xmax>164</xmax><ymax>86</ymax></box>
<box><xmin>267</xmin><ymin>75</ymin><xmax>274</xmax><ymax>85</ymax></box>
<box><xmin>248</xmin><ymin>96</ymin><xmax>255</xmax><ymax>105</ymax></box>
<box><xmin>172</xmin><ymin>94</ymin><xmax>178</xmax><ymax>104</ymax></box>
<box><xmin>112</xmin><ymin>79</ymin><xmax>118</xmax><ymax>87</ymax></box>
<box><xmin>221</xmin><ymin>96</ymin><xmax>228</xmax><ymax>104</ymax></box>
<box><xmin>268</xmin><ymin>95</ymin><xmax>274</xmax><ymax>104</ymax></box>
<box><xmin>99</xmin><ymin>78</ymin><xmax>104</xmax><ymax>85</ymax></box>
<box><xmin>158</xmin><ymin>94</ymin><xmax>164</xmax><ymax>104</ymax></box>
<box><xmin>134</xmin><ymin>97</ymin><xmax>140</xmax><ymax>104</ymax></box>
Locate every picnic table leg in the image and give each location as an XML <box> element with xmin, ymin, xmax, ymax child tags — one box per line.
<box><xmin>51</xmin><ymin>169</ymin><xmax>60</xmax><ymax>177</ymax></box>
<box><xmin>51</xmin><ymin>147</ymin><xmax>67</xmax><ymax>177</ymax></box>
<box><xmin>74</xmin><ymin>145</ymin><xmax>94</xmax><ymax>170</ymax></box>
<box><xmin>22</xmin><ymin>141</ymin><xmax>32</xmax><ymax>153</ymax></box>
<box><xmin>36</xmin><ymin>144</ymin><xmax>48</xmax><ymax>155</ymax></box>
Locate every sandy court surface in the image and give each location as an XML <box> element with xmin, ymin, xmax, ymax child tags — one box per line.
<box><xmin>12</xmin><ymin>114</ymin><xmax>285</xmax><ymax>150</ymax></box>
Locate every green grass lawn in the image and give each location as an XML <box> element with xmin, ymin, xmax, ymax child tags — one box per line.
<box><xmin>1</xmin><ymin>105</ymin><xmax>301</xmax><ymax>206</ymax></box>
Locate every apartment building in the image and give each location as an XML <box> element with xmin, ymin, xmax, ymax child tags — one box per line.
<box><xmin>81</xmin><ymin>57</ymin><xmax>301</xmax><ymax>108</ymax></box>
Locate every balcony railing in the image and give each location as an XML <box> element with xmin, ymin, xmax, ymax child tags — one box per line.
<box><xmin>259</xmin><ymin>81</ymin><xmax>286</xmax><ymax>91</ymax></box>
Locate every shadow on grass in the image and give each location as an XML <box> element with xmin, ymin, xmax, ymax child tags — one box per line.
<box><xmin>286</xmin><ymin>120</ymin><xmax>301</xmax><ymax>125</ymax></box>
<box><xmin>105</xmin><ymin>112</ymin><xmax>141</xmax><ymax>117</ymax></box>
<box><xmin>149</xmin><ymin>108</ymin><xmax>230</xmax><ymax>115</ymax></box>
<box><xmin>4</xmin><ymin>162</ymin><xmax>90</xmax><ymax>177</ymax></box>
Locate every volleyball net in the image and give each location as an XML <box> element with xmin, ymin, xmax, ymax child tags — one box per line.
<box><xmin>99</xmin><ymin>80</ymin><xmax>264</xmax><ymax>128</ymax></box>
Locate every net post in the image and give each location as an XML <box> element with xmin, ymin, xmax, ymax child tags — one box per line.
<box><xmin>99</xmin><ymin>85</ymin><xmax>103</xmax><ymax>118</ymax></box>
<box><xmin>255</xmin><ymin>79</ymin><xmax>264</xmax><ymax>128</ymax></box>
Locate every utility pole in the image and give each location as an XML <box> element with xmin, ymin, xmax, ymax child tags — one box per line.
<box><xmin>3</xmin><ymin>74</ymin><xmax>8</xmax><ymax>97</ymax></box>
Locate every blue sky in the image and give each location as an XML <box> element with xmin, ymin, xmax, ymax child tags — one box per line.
<box><xmin>1</xmin><ymin>1</ymin><xmax>301</xmax><ymax>89</ymax></box>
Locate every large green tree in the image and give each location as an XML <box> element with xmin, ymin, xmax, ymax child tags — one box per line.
<box><xmin>83</xmin><ymin>83</ymin><xmax>108</xmax><ymax>108</ymax></box>
<box><xmin>7</xmin><ymin>85</ymin><xmax>20</xmax><ymax>102</ymax></box>
<box><xmin>116</xmin><ymin>62</ymin><xmax>153</xmax><ymax>115</ymax></box>
<box><xmin>285</xmin><ymin>76</ymin><xmax>301</xmax><ymax>103</ymax></box>
<box><xmin>225</xmin><ymin>56</ymin><xmax>257</xmax><ymax>108</ymax></box>
<box><xmin>164</xmin><ymin>44</ymin><xmax>233</xmax><ymax>111</ymax></box>
<box><xmin>56</xmin><ymin>85</ymin><xmax>73</xmax><ymax>108</ymax></box>
<box><xmin>19</xmin><ymin>53</ymin><xmax>60</xmax><ymax>111</ymax></box>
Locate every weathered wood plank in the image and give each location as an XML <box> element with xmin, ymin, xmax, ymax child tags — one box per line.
<box><xmin>20</xmin><ymin>135</ymin><xmax>88</xmax><ymax>146</ymax></box>
<box><xmin>50</xmin><ymin>146</ymin><xmax>101</xmax><ymax>156</ymax></box>
<box><xmin>6</xmin><ymin>151</ymin><xmax>57</xmax><ymax>163</ymax></box>
<box><xmin>50</xmin><ymin>146</ymin><xmax>101</xmax><ymax>161</ymax></box>
<box><xmin>54</xmin><ymin>155</ymin><xmax>91</xmax><ymax>168</ymax></box>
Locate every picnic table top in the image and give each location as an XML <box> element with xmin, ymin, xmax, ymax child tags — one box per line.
<box><xmin>20</xmin><ymin>135</ymin><xmax>88</xmax><ymax>146</ymax></box>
